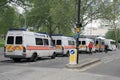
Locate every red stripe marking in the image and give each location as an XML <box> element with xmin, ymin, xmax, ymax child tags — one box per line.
<box><xmin>64</xmin><ymin>46</ymin><xmax>76</xmax><ymax>49</ymax></box>
<box><xmin>27</xmin><ymin>46</ymin><xmax>53</xmax><ymax>50</ymax></box>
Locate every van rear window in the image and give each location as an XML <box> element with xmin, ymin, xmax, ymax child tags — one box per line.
<box><xmin>52</xmin><ymin>40</ymin><xmax>55</xmax><ymax>45</ymax></box>
<box><xmin>57</xmin><ymin>40</ymin><xmax>61</xmax><ymax>45</ymax></box>
<box><xmin>79</xmin><ymin>41</ymin><xmax>81</xmax><ymax>44</ymax></box>
<box><xmin>16</xmin><ymin>36</ymin><xmax>22</xmax><ymax>44</ymax></box>
<box><xmin>7</xmin><ymin>36</ymin><xmax>14</xmax><ymax>44</ymax></box>
<box><xmin>82</xmin><ymin>41</ymin><xmax>86</xmax><ymax>45</ymax></box>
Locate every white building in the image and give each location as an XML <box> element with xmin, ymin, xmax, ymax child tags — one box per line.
<box><xmin>83</xmin><ymin>20</ymin><xmax>110</xmax><ymax>36</ymax></box>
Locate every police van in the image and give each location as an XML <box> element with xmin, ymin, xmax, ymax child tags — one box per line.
<box><xmin>4</xmin><ymin>28</ymin><xmax>56</xmax><ymax>62</ymax></box>
<box><xmin>104</xmin><ymin>39</ymin><xmax>117</xmax><ymax>51</ymax></box>
<box><xmin>51</xmin><ymin>35</ymin><xmax>76</xmax><ymax>56</ymax></box>
<box><xmin>95</xmin><ymin>37</ymin><xmax>105</xmax><ymax>52</ymax></box>
<box><xmin>78</xmin><ymin>38</ymin><xmax>96</xmax><ymax>53</ymax></box>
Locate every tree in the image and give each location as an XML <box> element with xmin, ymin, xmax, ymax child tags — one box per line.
<box><xmin>100</xmin><ymin>0</ymin><xmax>120</xmax><ymax>46</ymax></box>
<box><xmin>0</xmin><ymin>0</ymin><xmax>29</xmax><ymax>35</ymax></box>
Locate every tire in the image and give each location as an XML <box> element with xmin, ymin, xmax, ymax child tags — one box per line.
<box><xmin>51</xmin><ymin>52</ymin><xmax>56</xmax><ymax>59</ymax></box>
<box><xmin>29</xmin><ymin>53</ymin><xmax>38</xmax><ymax>62</ymax></box>
<box><xmin>65</xmin><ymin>51</ymin><xmax>70</xmax><ymax>57</ymax></box>
<box><xmin>12</xmin><ymin>58</ymin><xmax>21</xmax><ymax>62</ymax></box>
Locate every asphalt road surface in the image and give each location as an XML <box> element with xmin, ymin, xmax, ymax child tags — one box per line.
<box><xmin>0</xmin><ymin>47</ymin><xmax>120</xmax><ymax>79</ymax></box>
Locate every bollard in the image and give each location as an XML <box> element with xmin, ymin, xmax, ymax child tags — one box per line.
<box><xmin>69</xmin><ymin>49</ymin><xmax>77</xmax><ymax>65</ymax></box>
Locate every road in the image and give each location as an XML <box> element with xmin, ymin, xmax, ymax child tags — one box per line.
<box><xmin>0</xmin><ymin>48</ymin><xmax>120</xmax><ymax>79</ymax></box>
<box><xmin>86</xmin><ymin>50</ymin><xmax>120</xmax><ymax>78</ymax></box>
<box><xmin>0</xmin><ymin>49</ymin><xmax>118</xmax><ymax>68</ymax></box>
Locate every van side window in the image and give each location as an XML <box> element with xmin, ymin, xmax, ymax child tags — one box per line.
<box><xmin>68</xmin><ymin>41</ymin><xmax>75</xmax><ymax>45</ymax></box>
<box><xmin>36</xmin><ymin>38</ymin><xmax>43</xmax><ymax>45</ymax></box>
<box><xmin>68</xmin><ymin>41</ymin><xmax>71</xmax><ymax>45</ymax></box>
<box><xmin>111</xmin><ymin>41</ymin><xmax>115</xmax><ymax>45</ymax></box>
<box><xmin>7</xmin><ymin>36</ymin><xmax>14</xmax><ymax>44</ymax></box>
<box><xmin>44</xmin><ymin>39</ymin><xmax>49</xmax><ymax>45</ymax></box>
<box><xmin>57</xmin><ymin>40</ymin><xmax>61</xmax><ymax>45</ymax></box>
<box><xmin>16</xmin><ymin>36</ymin><xmax>22</xmax><ymax>44</ymax></box>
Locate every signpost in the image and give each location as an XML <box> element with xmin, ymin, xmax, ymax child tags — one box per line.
<box><xmin>69</xmin><ymin>0</ymin><xmax>82</xmax><ymax>65</ymax></box>
<box><xmin>76</xmin><ymin>0</ymin><xmax>81</xmax><ymax>64</ymax></box>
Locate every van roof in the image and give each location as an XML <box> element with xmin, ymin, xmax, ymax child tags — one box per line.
<box><xmin>9</xmin><ymin>28</ymin><xmax>26</xmax><ymax>31</ymax></box>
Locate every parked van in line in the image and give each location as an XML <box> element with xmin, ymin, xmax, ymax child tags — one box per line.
<box><xmin>95</xmin><ymin>37</ymin><xmax>105</xmax><ymax>52</ymax></box>
<box><xmin>4</xmin><ymin>28</ymin><xmax>56</xmax><ymax>62</ymax></box>
<box><xmin>104</xmin><ymin>39</ymin><xmax>117</xmax><ymax>51</ymax></box>
<box><xmin>51</xmin><ymin>35</ymin><xmax>76</xmax><ymax>56</ymax></box>
<box><xmin>78</xmin><ymin>38</ymin><xmax>96</xmax><ymax>53</ymax></box>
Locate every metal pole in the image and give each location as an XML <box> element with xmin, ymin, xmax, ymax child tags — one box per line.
<box><xmin>76</xmin><ymin>0</ymin><xmax>81</xmax><ymax>64</ymax></box>
<box><xmin>77</xmin><ymin>0</ymin><xmax>80</xmax><ymax>25</ymax></box>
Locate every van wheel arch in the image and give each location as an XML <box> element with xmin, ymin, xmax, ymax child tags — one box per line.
<box><xmin>29</xmin><ymin>52</ymin><xmax>38</xmax><ymax>62</ymax></box>
<box><xmin>51</xmin><ymin>52</ymin><xmax>56</xmax><ymax>59</ymax></box>
<box><xmin>65</xmin><ymin>50</ymin><xmax>70</xmax><ymax>57</ymax></box>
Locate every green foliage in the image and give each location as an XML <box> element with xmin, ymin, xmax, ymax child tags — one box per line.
<box><xmin>27</xmin><ymin>0</ymin><xmax>76</xmax><ymax>36</ymax></box>
<box><xmin>105</xmin><ymin>29</ymin><xmax>120</xmax><ymax>42</ymax></box>
<box><xmin>0</xmin><ymin>39</ymin><xmax>5</xmax><ymax>47</ymax></box>
<box><xmin>0</xmin><ymin>6</ymin><xmax>19</xmax><ymax>34</ymax></box>
<box><xmin>0</xmin><ymin>0</ymin><xmax>120</xmax><ymax>37</ymax></box>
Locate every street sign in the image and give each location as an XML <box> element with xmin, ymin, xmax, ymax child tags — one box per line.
<box><xmin>69</xmin><ymin>49</ymin><xmax>77</xmax><ymax>64</ymax></box>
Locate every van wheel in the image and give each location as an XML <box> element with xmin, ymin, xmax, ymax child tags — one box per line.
<box><xmin>29</xmin><ymin>53</ymin><xmax>38</xmax><ymax>62</ymax></box>
<box><xmin>12</xmin><ymin>58</ymin><xmax>21</xmax><ymax>62</ymax></box>
<box><xmin>51</xmin><ymin>52</ymin><xmax>56</xmax><ymax>59</ymax></box>
<box><xmin>65</xmin><ymin>51</ymin><xmax>70</xmax><ymax>57</ymax></box>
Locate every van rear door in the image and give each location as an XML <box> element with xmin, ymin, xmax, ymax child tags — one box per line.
<box><xmin>5</xmin><ymin>36</ymin><xmax>23</xmax><ymax>56</ymax></box>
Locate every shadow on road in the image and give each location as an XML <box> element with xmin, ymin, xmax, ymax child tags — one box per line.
<box><xmin>0</xmin><ymin>57</ymin><xmax>53</xmax><ymax>64</ymax></box>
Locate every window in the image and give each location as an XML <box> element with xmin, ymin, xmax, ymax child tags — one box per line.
<box><xmin>7</xmin><ymin>36</ymin><xmax>14</xmax><ymax>44</ymax></box>
<box><xmin>36</xmin><ymin>38</ymin><xmax>43</xmax><ymax>45</ymax></box>
<box><xmin>79</xmin><ymin>41</ymin><xmax>81</xmax><ymax>45</ymax></box>
<box><xmin>96</xmin><ymin>41</ymin><xmax>98</xmax><ymax>44</ymax></box>
<box><xmin>52</xmin><ymin>40</ymin><xmax>55</xmax><ymax>45</ymax></box>
<box><xmin>82</xmin><ymin>41</ymin><xmax>86</xmax><ymax>45</ymax></box>
<box><xmin>111</xmin><ymin>41</ymin><xmax>115</xmax><ymax>45</ymax></box>
<box><xmin>16</xmin><ymin>36</ymin><xmax>22</xmax><ymax>44</ymax></box>
<box><xmin>44</xmin><ymin>39</ymin><xmax>49</xmax><ymax>45</ymax></box>
<box><xmin>72</xmin><ymin>41</ymin><xmax>75</xmax><ymax>45</ymax></box>
<box><xmin>68</xmin><ymin>41</ymin><xmax>75</xmax><ymax>45</ymax></box>
<box><xmin>68</xmin><ymin>41</ymin><xmax>71</xmax><ymax>45</ymax></box>
<box><xmin>102</xmin><ymin>42</ymin><xmax>104</xmax><ymax>45</ymax></box>
<box><xmin>57</xmin><ymin>40</ymin><xmax>61</xmax><ymax>45</ymax></box>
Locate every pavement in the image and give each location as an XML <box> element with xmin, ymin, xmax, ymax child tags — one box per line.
<box><xmin>0</xmin><ymin>57</ymin><xmax>120</xmax><ymax>80</ymax></box>
<box><xmin>0</xmin><ymin>47</ymin><xmax>3</xmax><ymax>55</ymax></box>
<box><xmin>0</xmin><ymin>66</ymin><xmax>120</xmax><ymax>80</ymax></box>
<box><xmin>0</xmin><ymin>48</ymin><xmax>120</xmax><ymax>80</ymax></box>
<box><xmin>66</xmin><ymin>58</ymin><xmax>101</xmax><ymax>69</ymax></box>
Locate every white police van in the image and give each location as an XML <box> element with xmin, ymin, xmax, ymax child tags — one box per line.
<box><xmin>51</xmin><ymin>35</ymin><xmax>76</xmax><ymax>56</ymax></box>
<box><xmin>4</xmin><ymin>28</ymin><xmax>56</xmax><ymax>62</ymax></box>
<box><xmin>104</xmin><ymin>39</ymin><xmax>117</xmax><ymax>51</ymax></box>
<box><xmin>78</xmin><ymin>38</ymin><xmax>96</xmax><ymax>53</ymax></box>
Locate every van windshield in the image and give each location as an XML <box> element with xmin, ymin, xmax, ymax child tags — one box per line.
<box><xmin>7</xmin><ymin>36</ymin><xmax>14</xmax><ymax>44</ymax></box>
